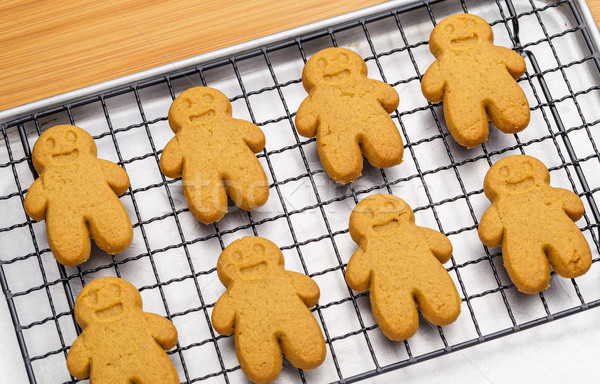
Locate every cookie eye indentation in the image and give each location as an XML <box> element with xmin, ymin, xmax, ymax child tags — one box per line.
<box><xmin>253</xmin><ymin>244</ymin><xmax>265</xmax><ymax>254</ymax></box>
<box><xmin>523</xmin><ymin>161</ymin><xmax>534</xmax><ymax>172</ymax></box>
<box><xmin>384</xmin><ymin>202</ymin><xmax>396</xmax><ymax>212</ymax></box>
<box><xmin>45</xmin><ymin>138</ymin><xmax>55</xmax><ymax>151</ymax></box>
<box><xmin>87</xmin><ymin>290</ymin><xmax>98</xmax><ymax>305</ymax></box>
<box><xmin>66</xmin><ymin>130</ymin><xmax>76</xmax><ymax>143</ymax></box>
<box><xmin>181</xmin><ymin>99</ymin><xmax>191</xmax><ymax>109</ymax></box>
<box><xmin>499</xmin><ymin>166</ymin><xmax>510</xmax><ymax>178</ymax></box>
<box><xmin>317</xmin><ymin>58</ymin><xmax>327</xmax><ymax>69</ymax></box>
<box><xmin>109</xmin><ymin>284</ymin><xmax>121</xmax><ymax>297</ymax></box>
<box><xmin>338</xmin><ymin>52</ymin><xmax>349</xmax><ymax>63</ymax></box>
<box><xmin>232</xmin><ymin>251</ymin><xmax>243</xmax><ymax>264</ymax></box>
<box><xmin>203</xmin><ymin>94</ymin><xmax>214</xmax><ymax>104</ymax></box>
<box><xmin>445</xmin><ymin>24</ymin><xmax>454</xmax><ymax>34</ymax></box>
<box><xmin>363</xmin><ymin>208</ymin><xmax>375</xmax><ymax>219</ymax></box>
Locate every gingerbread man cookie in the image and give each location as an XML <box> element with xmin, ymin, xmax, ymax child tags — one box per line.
<box><xmin>295</xmin><ymin>47</ymin><xmax>403</xmax><ymax>184</ymax></box>
<box><xmin>24</xmin><ymin>125</ymin><xmax>132</xmax><ymax>267</ymax></box>
<box><xmin>478</xmin><ymin>155</ymin><xmax>591</xmax><ymax>294</ymax></box>
<box><xmin>66</xmin><ymin>277</ymin><xmax>179</xmax><ymax>383</ymax></box>
<box><xmin>346</xmin><ymin>194</ymin><xmax>461</xmax><ymax>341</ymax></box>
<box><xmin>422</xmin><ymin>14</ymin><xmax>530</xmax><ymax>148</ymax></box>
<box><xmin>160</xmin><ymin>87</ymin><xmax>269</xmax><ymax>225</ymax></box>
<box><xmin>211</xmin><ymin>237</ymin><xmax>326</xmax><ymax>383</ymax></box>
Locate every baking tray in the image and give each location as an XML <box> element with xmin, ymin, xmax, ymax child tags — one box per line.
<box><xmin>1</xmin><ymin>0</ymin><xmax>600</xmax><ymax>383</ymax></box>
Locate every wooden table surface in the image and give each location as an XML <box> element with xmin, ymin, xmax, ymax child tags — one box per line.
<box><xmin>1</xmin><ymin>0</ymin><xmax>599</xmax><ymax>112</ymax></box>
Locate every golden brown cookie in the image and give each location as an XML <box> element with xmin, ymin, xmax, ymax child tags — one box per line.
<box><xmin>295</xmin><ymin>47</ymin><xmax>403</xmax><ymax>184</ymax></box>
<box><xmin>346</xmin><ymin>194</ymin><xmax>461</xmax><ymax>341</ymax></box>
<box><xmin>478</xmin><ymin>155</ymin><xmax>591</xmax><ymax>294</ymax></box>
<box><xmin>211</xmin><ymin>237</ymin><xmax>326</xmax><ymax>384</ymax></box>
<box><xmin>24</xmin><ymin>125</ymin><xmax>133</xmax><ymax>267</ymax></box>
<box><xmin>66</xmin><ymin>277</ymin><xmax>179</xmax><ymax>383</ymax></box>
<box><xmin>160</xmin><ymin>86</ymin><xmax>269</xmax><ymax>225</ymax></box>
<box><xmin>421</xmin><ymin>14</ymin><xmax>530</xmax><ymax>148</ymax></box>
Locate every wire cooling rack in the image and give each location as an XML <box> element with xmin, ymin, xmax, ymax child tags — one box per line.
<box><xmin>1</xmin><ymin>0</ymin><xmax>600</xmax><ymax>383</ymax></box>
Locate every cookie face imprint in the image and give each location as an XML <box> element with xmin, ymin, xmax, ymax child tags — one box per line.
<box><xmin>296</xmin><ymin>47</ymin><xmax>403</xmax><ymax>184</ymax></box>
<box><xmin>168</xmin><ymin>87</ymin><xmax>231</xmax><ymax>130</ymax></box>
<box><xmin>76</xmin><ymin>278</ymin><xmax>138</xmax><ymax>328</ymax></box>
<box><xmin>430</xmin><ymin>14</ymin><xmax>493</xmax><ymax>53</ymax></box>
<box><xmin>33</xmin><ymin>125</ymin><xmax>95</xmax><ymax>170</ymax></box>
<box><xmin>160</xmin><ymin>86</ymin><xmax>269</xmax><ymax>225</ymax></box>
<box><xmin>308</xmin><ymin>49</ymin><xmax>361</xmax><ymax>85</ymax></box>
<box><xmin>422</xmin><ymin>13</ymin><xmax>530</xmax><ymax>148</ymax></box>
<box><xmin>346</xmin><ymin>194</ymin><xmax>461</xmax><ymax>341</ymax></box>
<box><xmin>79</xmin><ymin>282</ymin><xmax>125</xmax><ymax>323</ymax></box>
<box><xmin>24</xmin><ymin>125</ymin><xmax>133</xmax><ymax>267</ymax></box>
<box><xmin>42</xmin><ymin>127</ymin><xmax>82</xmax><ymax>165</ymax></box>
<box><xmin>67</xmin><ymin>277</ymin><xmax>179</xmax><ymax>383</ymax></box>
<box><xmin>485</xmin><ymin>156</ymin><xmax>547</xmax><ymax>197</ymax></box>
<box><xmin>479</xmin><ymin>155</ymin><xmax>592</xmax><ymax>294</ymax></box>
<box><xmin>212</xmin><ymin>237</ymin><xmax>326</xmax><ymax>384</ymax></box>
<box><xmin>222</xmin><ymin>242</ymin><xmax>279</xmax><ymax>282</ymax></box>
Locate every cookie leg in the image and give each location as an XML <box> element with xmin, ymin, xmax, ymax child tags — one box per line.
<box><xmin>443</xmin><ymin>95</ymin><xmax>488</xmax><ymax>148</ymax></box>
<box><xmin>182</xmin><ymin>167</ymin><xmax>227</xmax><ymax>225</ymax></box>
<box><xmin>87</xmin><ymin>199</ymin><xmax>133</xmax><ymax>255</ymax></box>
<box><xmin>235</xmin><ymin>331</ymin><xmax>282</xmax><ymax>384</ymax></box>
<box><xmin>127</xmin><ymin>361</ymin><xmax>180</xmax><ymax>384</ymax></box>
<box><xmin>46</xmin><ymin>209</ymin><xmax>91</xmax><ymax>266</ymax></box>
<box><xmin>370</xmin><ymin>283</ymin><xmax>419</xmax><ymax>341</ymax></box>
<box><xmin>414</xmin><ymin>268</ymin><xmax>461</xmax><ymax>326</ymax></box>
<box><xmin>317</xmin><ymin>130</ymin><xmax>363</xmax><ymax>184</ymax></box>
<box><xmin>545</xmin><ymin>226</ymin><xmax>591</xmax><ymax>278</ymax></box>
<box><xmin>279</xmin><ymin>316</ymin><xmax>326</xmax><ymax>370</ymax></box>
<box><xmin>223</xmin><ymin>154</ymin><xmax>269</xmax><ymax>211</ymax></box>
<box><xmin>360</xmin><ymin>113</ymin><xmax>404</xmax><ymax>169</ymax></box>
<box><xmin>502</xmin><ymin>235</ymin><xmax>550</xmax><ymax>294</ymax></box>
<box><xmin>487</xmin><ymin>88</ymin><xmax>530</xmax><ymax>134</ymax></box>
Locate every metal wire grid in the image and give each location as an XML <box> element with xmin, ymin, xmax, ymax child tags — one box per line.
<box><xmin>1</xmin><ymin>0</ymin><xmax>600</xmax><ymax>382</ymax></box>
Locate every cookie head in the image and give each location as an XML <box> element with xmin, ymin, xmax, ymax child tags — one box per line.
<box><xmin>168</xmin><ymin>87</ymin><xmax>233</xmax><ymax>133</ymax></box>
<box><xmin>217</xmin><ymin>237</ymin><xmax>284</xmax><ymax>286</ymax></box>
<box><xmin>32</xmin><ymin>125</ymin><xmax>96</xmax><ymax>172</ymax></box>
<box><xmin>349</xmin><ymin>194</ymin><xmax>414</xmax><ymax>242</ymax></box>
<box><xmin>429</xmin><ymin>14</ymin><xmax>493</xmax><ymax>57</ymax></box>
<box><xmin>484</xmin><ymin>155</ymin><xmax>549</xmax><ymax>200</ymax></box>
<box><xmin>74</xmin><ymin>277</ymin><xmax>142</xmax><ymax>329</ymax></box>
<box><xmin>302</xmin><ymin>48</ymin><xmax>367</xmax><ymax>91</ymax></box>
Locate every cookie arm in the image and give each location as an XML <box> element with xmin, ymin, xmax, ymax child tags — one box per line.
<box><xmin>144</xmin><ymin>312</ymin><xmax>178</xmax><ymax>350</ymax></box>
<box><xmin>23</xmin><ymin>177</ymin><xmax>47</xmax><ymax>221</ymax></box>
<box><xmin>421</xmin><ymin>60</ymin><xmax>446</xmax><ymax>103</ymax></box>
<box><xmin>368</xmin><ymin>79</ymin><xmax>399</xmax><ymax>113</ymax></box>
<box><xmin>478</xmin><ymin>205</ymin><xmax>504</xmax><ymax>248</ymax></box>
<box><xmin>418</xmin><ymin>227</ymin><xmax>453</xmax><ymax>263</ymax></box>
<box><xmin>345</xmin><ymin>247</ymin><xmax>373</xmax><ymax>292</ymax></box>
<box><xmin>66</xmin><ymin>336</ymin><xmax>91</xmax><ymax>380</ymax></box>
<box><xmin>498</xmin><ymin>47</ymin><xmax>526</xmax><ymax>79</ymax></box>
<box><xmin>554</xmin><ymin>187</ymin><xmax>585</xmax><ymax>221</ymax></box>
<box><xmin>211</xmin><ymin>293</ymin><xmax>236</xmax><ymax>336</ymax></box>
<box><xmin>99</xmin><ymin>159</ymin><xmax>130</xmax><ymax>196</ymax></box>
<box><xmin>295</xmin><ymin>97</ymin><xmax>319</xmax><ymax>138</ymax></box>
<box><xmin>159</xmin><ymin>138</ymin><xmax>184</xmax><ymax>179</ymax></box>
<box><xmin>235</xmin><ymin>119</ymin><xmax>266</xmax><ymax>153</ymax></box>
<box><xmin>288</xmin><ymin>271</ymin><xmax>320</xmax><ymax>308</ymax></box>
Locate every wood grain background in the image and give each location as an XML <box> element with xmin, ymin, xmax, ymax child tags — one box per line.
<box><xmin>1</xmin><ymin>0</ymin><xmax>598</xmax><ymax>112</ymax></box>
